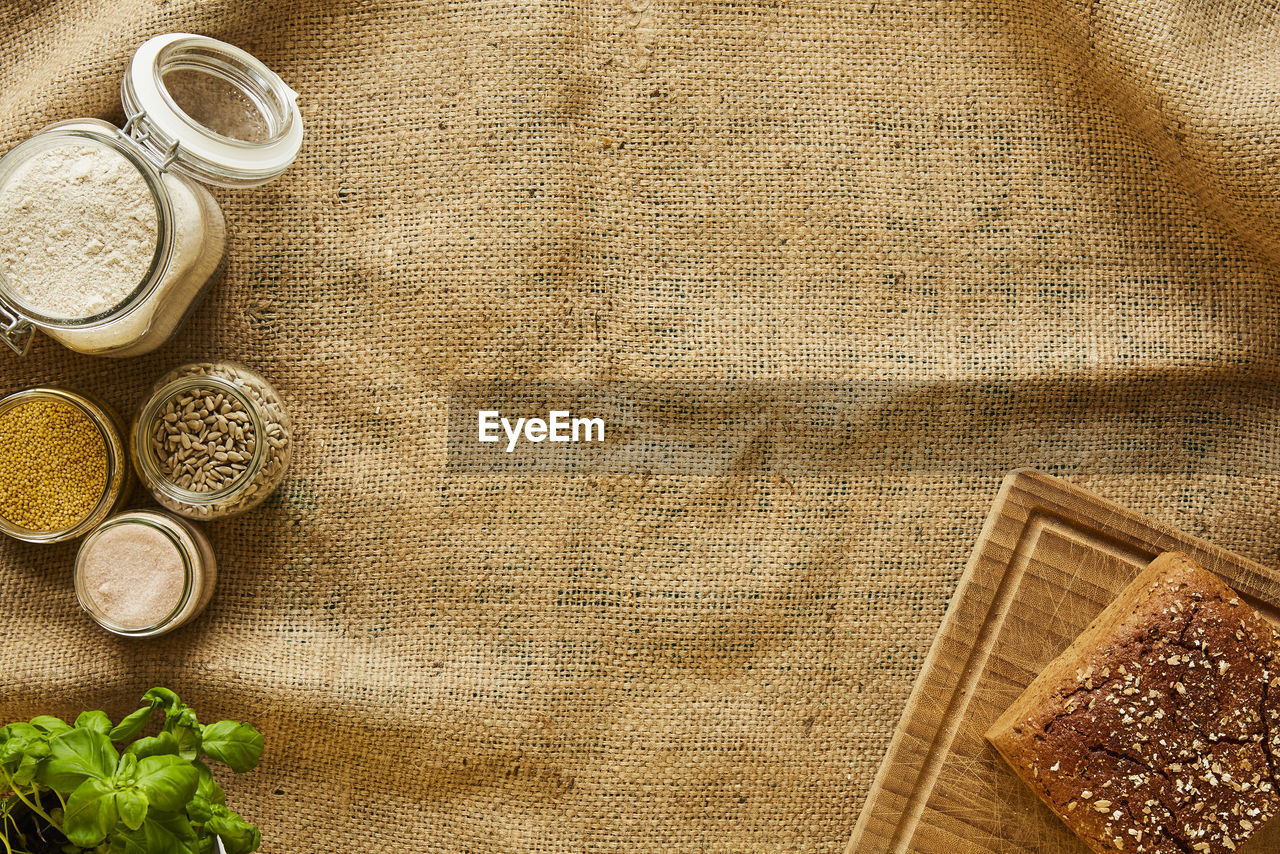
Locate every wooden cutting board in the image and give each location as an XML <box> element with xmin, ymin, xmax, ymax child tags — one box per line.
<box><xmin>847</xmin><ymin>469</ymin><xmax>1280</xmax><ymax>854</ymax></box>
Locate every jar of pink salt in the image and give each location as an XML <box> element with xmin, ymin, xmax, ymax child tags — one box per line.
<box><xmin>74</xmin><ymin>510</ymin><xmax>216</xmax><ymax>637</ymax></box>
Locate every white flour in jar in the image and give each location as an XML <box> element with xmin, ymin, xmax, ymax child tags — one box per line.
<box><xmin>0</xmin><ymin>141</ymin><xmax>158</xmax><ymax>320</ymax></box>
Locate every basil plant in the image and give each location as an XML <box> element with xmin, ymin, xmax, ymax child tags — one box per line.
<box><xmin>0</xmin><ymin>689</ymin><xmax>262</xmax><ymax>854</ymax></box>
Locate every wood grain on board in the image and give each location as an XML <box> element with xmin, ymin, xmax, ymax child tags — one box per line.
<box><xmin>847</xmin><ymin>469</ymin><xmax>1280</xmax><ymax>854</ymax></box>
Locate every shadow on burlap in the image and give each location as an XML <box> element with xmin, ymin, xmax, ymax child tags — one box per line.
<box><xmin>1</xmin><ymin>0</ymin><xmax>1280</xmax><ymax>850</ymax></box>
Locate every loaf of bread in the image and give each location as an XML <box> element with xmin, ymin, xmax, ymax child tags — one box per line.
<box><xmin>986</xmin><ymin>552</ymin><xmax>1280</xmax><ymax>854</ymax></box>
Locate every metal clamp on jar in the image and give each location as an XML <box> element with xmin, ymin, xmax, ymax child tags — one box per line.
<box><xmin>0</xmin><ymin>34</ymin><xmax>303</xmax><ymax>358</ymax></box>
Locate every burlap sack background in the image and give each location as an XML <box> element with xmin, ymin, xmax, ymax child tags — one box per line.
<box><xmin>1</xmin><ymin>0</ymin><xmax>1279</xmax><ymax>850</ymax></box>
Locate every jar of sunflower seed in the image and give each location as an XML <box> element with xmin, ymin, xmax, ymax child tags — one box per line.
<box><xmin>132</xmin><ymin>362</ymin><xmax>291</xmax><ymax>520</ymax></box>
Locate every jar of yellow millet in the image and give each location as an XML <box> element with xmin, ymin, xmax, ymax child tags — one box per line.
<box><xmin>0</xmin><ymin>388</ymin><xmax>131</xmax><ymax>543</ymax></box>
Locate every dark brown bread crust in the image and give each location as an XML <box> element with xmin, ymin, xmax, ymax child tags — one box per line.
<box><xmin>986</xmin><ymin>553</ymin><xmax>1280</xmax><ymax>854</ymax></box>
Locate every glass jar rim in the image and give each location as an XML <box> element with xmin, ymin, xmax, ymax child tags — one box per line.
<box><xmin>133</xmin><ymin>373</ymin><xmax>268</xmax><ymax>505</ymax></box>
<box><xmin>122</xmin><ymin>34</ymin><xmax>303</xmax><ymax>188</ymax></box>
<box><xmin>0</xmin><ymin>126</ymin><xmax>175</xmax><ymax>329</ymax></box>
<box><xmin>0</xmin><ymin>388</ymin><xmax>129</xmax><ymax>544</ymax></box>
<box><xmin>74</xmin><ymin>510</ymin><xmax>198</xmax><ymax>636</ymax></box>
<box><xmin>155</xmin><ymin>38</ymin><xmax>296</xmax><ymax>149</ymax></box>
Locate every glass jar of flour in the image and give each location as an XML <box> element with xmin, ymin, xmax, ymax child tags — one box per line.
<box><xmin>0</xmin><ymin>34</ymin><xmax>303</xmax><ymax>357</ymax></box>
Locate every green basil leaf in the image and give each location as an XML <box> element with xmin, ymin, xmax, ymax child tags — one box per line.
<box><xmin>114</xmin><ymin>752</ymin><xmax>139</xmax><ymax>786</ymax></box>
<box><xmin>185</xmin><ymin>793</ymin><xmax>213</xmax><ymax>824</ymax></box>
<box><xmin>193</xmin><ymin>761</ymin><xmax>225</xmax><ymax>806</ymax></box>
<box><xmin>30</xmin><ymin>716</ymin><xmax>71</xmax><ymax>735</ymax></box>
<box><xmin>126</xmin><ymin>731</ymin><xmax>180</xmax><ymax>760</ymax></box>
<box><xmin>108</xmin><ymin>831</ymin><xmax>143</xmax><ymax>854</ymax></box>
<box><xmin>40</xmin><ymin>728</ymin><xmax>120</xmax><ymax>791</ymax></box>
<box><xmin>142</xmin><ymin>689</ymin><xmax>183</xmax><ymax>715</ymax></box>
<box><xmin>206</xmin><ymin>806</ymin><xmax>260</xmax><ymax>854</ymax></box>
<box><xmin>159</xmin><ymin>706</ymin><xmax>198</xmax><ymax>738</ymax></box>
<box><xmin>172</xmin><ymin>725</ymin><xmax>202</xmax><ymax>762</ymax></box>
<box><xmin>4</xmin><ymin>723</ymin><xmax>39</xmax><ymax>740</ymax></box>
<box><xmin>110</xmin><ymin>708</ymin><xmax>154</xmax><ymax>742</ymax></box>
<box><xmin>75</xmin><ymin>711</ymin><xmax>112</xmax><ymax>735</ymax></box>
<box><xmin>136</xmin><ymin>755</ymin><xmax>198</xmax><ymax>812</ymax></box>
<box><xmin>2</xmin><ymin>737</ymin><xmax>43</xmax><ymax>768</ymax></box>
<box><xmin>199</xmin><ymin>722</ymin><xmax>263</xmax><ymax>773</ymax></box>
<box><xmin>0</xmin><ymin>741</ymin><xmax>24</xmax><ymax>764</ymax></box>
<box><xmin>116</xmin><ymin>810</ymin><xmax>197</xmax><ymax>854</ymax></box>
<box><xmin>63</xmin><ymin>778</ymin><xmax>118</xmax><ymax>847</ymax></box>
<box><xmin>116</xmin><ymin>787</ymin><xmax>149</xmax><ymax>831</ymax></box>
<box><xmin>13</xmin><ymin>751</ymin><xmax>39</xmax><ymax>786</ymax></box>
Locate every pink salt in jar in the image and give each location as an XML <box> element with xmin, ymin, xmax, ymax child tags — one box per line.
<box><xmin>74</xmin><ymin>509</ymin><xmax>216</xmax><ymax>637</ymax></box>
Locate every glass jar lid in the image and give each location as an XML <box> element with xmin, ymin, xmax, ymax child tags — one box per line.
<box><xmin>121</xmin><ymin>33</ymin><xmax>303</xmax><ymax>188</ymax></box>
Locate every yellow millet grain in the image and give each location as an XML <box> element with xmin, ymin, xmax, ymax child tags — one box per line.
<box><xmin>0</xmin><ymin>399</ymin><xmax>108</xmax><ymax>532</ymax></box>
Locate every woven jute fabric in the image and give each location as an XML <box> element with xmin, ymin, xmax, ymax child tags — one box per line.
<box><xmin>2</xmin><ymin>0</ymin><xmax>1280</xmax><ymax>851</ymax></box>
